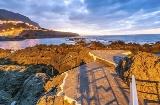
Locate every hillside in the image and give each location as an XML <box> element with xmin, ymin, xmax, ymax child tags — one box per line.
<box><xmin>0</xmin><ymin>9</ymin><xmax>79</xmax><ymax>40</ymax></box>
<box><xmin>0</xmin><ymin>9</ymin><xmax>40</xmax><ymax>27</ymax></box>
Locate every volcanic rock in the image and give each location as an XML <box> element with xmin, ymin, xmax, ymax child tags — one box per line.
<box><xmin>116</xmin><ymin>51</ymin><xmax>160</xmax><ymax>103</ymax></box>
<box><xmin>7</xmin><ymin>44</ymin><xmax>94</xmax><ymax>74</ymax></box>
<box><xmin>0</xmin><ymin>65</ymin><xmax>30</xmax><ymax>97</ymax></box>
<box><xmin>0</xmin><ymin>48</ymin><xmax>11</xmax><ymax>58</ymax></box>
<box><xmin>0</xmin><ymin>90</ymin><xmax>12</xmax><ymax>105</ymax></box>
<box><xmin>15</xmin><ymin>73</ymin><xmax>50</xmax><ymax>105</ymax></box>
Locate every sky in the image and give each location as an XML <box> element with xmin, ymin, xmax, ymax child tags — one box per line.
<box><xmin>0</xmin><ymin>0</ymin><xmax>160</xmax><ymax>35</ymax></box>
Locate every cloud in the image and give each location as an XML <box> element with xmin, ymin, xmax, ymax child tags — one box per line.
<box><xmin>0</xmin><ymin>0</ymin><xmax>160</xmax><ymax>35</ymax></box>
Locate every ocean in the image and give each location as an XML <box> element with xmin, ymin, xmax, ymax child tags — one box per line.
<box><xmin>0</xmin><ymin>34</ymin><xmax>160</xmax><ymax>51</ymax></box>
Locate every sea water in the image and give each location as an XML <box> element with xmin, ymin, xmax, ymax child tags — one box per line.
<box><xmin>0</xmin><ymin>34</ymin><xmax>160</xmax><ymax>51</ymax></box>
<box><xmin>80</xmin><ymin>34</ymin><xmax>160</xmax><ymax>45</ymax></box>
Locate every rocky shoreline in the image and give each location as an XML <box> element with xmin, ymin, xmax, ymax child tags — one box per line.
<box><xmin>0</xmin><ymin>30</ymin><xmax>79</xmax><ymax>41</ymax></box>
<box><xmin>0</xmin><ymin>41</ymin><xmax>160</xmax><ymax>104</ymax></box>
<box><xmin>0</xmin><ymin>43</ymin><xmax>94</xmax><ymax>105</ymax></box>
<box><xmin>116</xmin><ymin>52</ymin><xmax>160</xmax><ymax>104</ymax></box>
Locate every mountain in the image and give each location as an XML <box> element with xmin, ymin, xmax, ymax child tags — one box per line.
<box><xmin>0</xmin><ymin>9</ymin><xmax>40</xmax><ymax>27</ymax></box>
<box><xmin>0</xmin><ymin>9</ymin><xmax>79</xmax><ymax>41</ymax></box>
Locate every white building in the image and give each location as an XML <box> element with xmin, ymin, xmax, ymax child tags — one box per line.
<box><xmin>0</xmin><ymin>20</ymin><xmax>3</xmax><ymax>24</ymax></box>
<box><xmin>17</xmin><ymin>21</ymin><xmax>23</xmax><ymax>23</ymax></box>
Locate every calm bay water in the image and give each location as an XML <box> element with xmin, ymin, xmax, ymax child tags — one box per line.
<box><xmin>0</xmin><ymin>34</ymin><xmax>160</xmax><ymax>51</ymax></box>
<box><xmin>0</xmin><ymin>38</ymin><xmax>74</xmax><ymax>50</ymax></box>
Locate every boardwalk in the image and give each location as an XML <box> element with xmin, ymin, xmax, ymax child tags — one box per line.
<box><xmin>89</xmin><ymin>50</ymin><xmax>130</xmax><ymax>65</ymax></box>
<box><xmin>62</xmin><ymin>50</ymin><xmax>130</xmax><ymax>105</ymax></box>
<box><xmin>64</xmin><ymin>62</ymin><xmax>129</xmax><ymax>105</ymax></box>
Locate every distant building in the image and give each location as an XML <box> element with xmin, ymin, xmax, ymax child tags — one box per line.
<box><xmin>11</xmin><ymin>21</ymin><xmax>23</xmax><ymax>25</ymax></box>
<box><xmin>0</xmin><ymin>20</ymin><xmax>3</xmax><ymax>24</ymax></box>
<box><xmin>17</xmin><ymin>21</ymin><xmax>23</xmax><ymax>23</ymax></box>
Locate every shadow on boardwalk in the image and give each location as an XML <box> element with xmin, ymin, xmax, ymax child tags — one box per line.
<box><xmin>76</xmin><ymin>61</ymin><xmax>129</xmax><ymax>105</ymax></box>
<box><xmin>78</xmin><ymin>60</ymin><xmax>90</xmax><ymax>105</ymax></box>
<box><xmin>135</xmin><ymin>79</ymin><xmax>160</xmax><ymax>105</ymax></box>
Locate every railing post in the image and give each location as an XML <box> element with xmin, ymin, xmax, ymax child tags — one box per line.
<box><xmin>129</xmin><ymin>82</ymin><xmax>132</xmax><ymax>105</ymax></box>
<box><xmin>130</xmin><ymin>75</ymin><xmax>139</xmax><ymax>105</ymax></box>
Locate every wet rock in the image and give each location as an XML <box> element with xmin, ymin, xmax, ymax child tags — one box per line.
<box><xmin>15</xmin><ymin>73</ymin><xmax>50</xmax><ymax>105</ymax></box>
<box><xmin>0</xmin><ymin>90</ymin><xmax>12</xmax><ymax>105</ymax></box>
<box><xmin>0</xmin><ymin>58</ymin><xmax>11</xmax><ymax>65</ymax></box>
<box><xmin>0</xmin><ymin>64</ymin><xmax>56</xmax><ymax>104</ymax></box>
<box><xmin>26</xmin><ymin>64</ymin><xmax>57</xmax><ymax>76</ymax></box>
<box><xmin>116</xmin><ymin>57</ymin><xmax>132</xmax><ymax>80</ymax></box>
<box><xmin>0</xmin><ymin>66</ymin><xmax>31</xmax><ymax>97</ymax></box>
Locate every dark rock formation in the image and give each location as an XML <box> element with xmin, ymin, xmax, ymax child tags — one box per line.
<box><xmin>5</xmin><ymin>44</ymin><xmax>93</xmax><ymax>74</ymax></box>
<box><xmin>0</xmin><ymin>64</ymin><xmax>55</xmax><ymax>105</ymax></box>
<box><xmin>15</xmin><ymin>73</ymin><xmax>50</xmax><ymax>105</ymax></box>
<box><xmin>1</xmin><ymin>41</ymin><xmax>160</xmax><ymax>104</ymax></box>
<box><xmin>116</xmin><ymin>56</ymin><xmax>132</xmax><ymax>80</ymax></box>
<box><xmin>0</xmin><ymin>36</ymin><xmax>24</xmax><ymax>41</ymax></box>
<box><xmin>0</xmin><ymin>44</ymin><xmax>95</xmax><ymax>105</ymax></box>
<box><xmin>0</xmin><ymin>66</ymin><xmax>31</xmax><ymax>97</ymax></box>
<box><xmin>0</xmin><ymin>9</ymin><xmax>40</xmax><ymax>27</ymax></box>
<box><xmin>116</xmin><ymin>52</ymin><xmax>160</xmax><ymax>103</ymax></box>
<box><xmin>108</xmin><ymin>41</ymin><xmax>160</xmax><ymax>54</ymax></box>
<box><xmin>0</xmin><ymin>30</ymin><xmax>79</xmax><ymax>41</ymax></box>
<box><xmin>20</xmin><ymin>30</ymin><xmax>79</xmax><ymax>39</ymax></box>
<box><xmin>0</xmin><ymin>90</ymin><xmax>12</xmax><ymax>105</ymax></box>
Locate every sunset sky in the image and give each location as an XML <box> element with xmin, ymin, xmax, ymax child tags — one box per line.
<box><xmin>0</xmin><ymin>0</ymin><xmax>160</xmax><ymax>35</ymax></box>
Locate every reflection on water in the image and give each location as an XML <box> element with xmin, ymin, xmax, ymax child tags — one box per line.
<box><xmin>0</xmin><ymin>38</ymin><xmax>75</xmax><ymax>51</ymax></box>
<box><xmin>2</xmin><ymin>34</ymin><xmax>160</xmax><ymax>51</ymax></box>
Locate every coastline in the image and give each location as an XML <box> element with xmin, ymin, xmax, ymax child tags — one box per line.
<box><xmin>1</xmin><ymin>34</ymin><xmax>160</xmax><ymax>54</ymax></box>
<box><xmin>0</xmin><ymin>34</ymin><xmax>79</xmax><ymax>41</ymax></box>
<box><xmin>0</xmin><ymin>39</ymin><xmax>160</xmax><ymax>104</ymax></box>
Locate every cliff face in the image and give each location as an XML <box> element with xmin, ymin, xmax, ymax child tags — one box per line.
<box><xmin>116</xmin><ymin>52</ymin><xmax>160</xmax><ymax>103</ymax></box>
<box><xmin>0</xmin><ymin>9</ymin><xmax>40</xmax><ymax>27</ymax></box>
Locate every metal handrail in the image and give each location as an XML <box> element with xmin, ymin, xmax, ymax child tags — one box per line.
<box><xmin>129</xmin><ymin>75</ymin><xmax>139</xmax><ymax>105</ymax></box>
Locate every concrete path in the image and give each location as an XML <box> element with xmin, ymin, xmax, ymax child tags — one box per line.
<box><xmin>61</xmin><ymin>50</ymin><xmax>130</xmax><ymax>105</ymax></box>
<box><xmin>64</xmin><ymin>61</ymin><xmax>129</xmax><ymax>105</ymax></box>
<box><xmin>89</xmin><ymin>50</ymin><xmax>131</xmax><ymax>66</ymax></box>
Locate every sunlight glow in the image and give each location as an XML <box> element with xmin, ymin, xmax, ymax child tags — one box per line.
<box><xmin>64</xmin><ymin>0</ymin><xmax>71</xmax><ymax>5</ymax></box>
<box><xmin>55</xmin><ymin>27</ymin><xmax>160</xmax><ymax>35</ymax></box>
